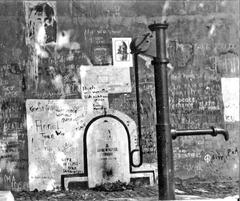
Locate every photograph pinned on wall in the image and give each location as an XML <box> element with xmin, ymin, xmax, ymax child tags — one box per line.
<box><xmin>112</xmin><ymin>38</ymin><xmax>133</xmax><ymax>67</ymax></box>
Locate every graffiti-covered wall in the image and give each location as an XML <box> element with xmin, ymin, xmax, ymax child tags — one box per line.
<box><xmin>0</xmin><ymin>0</ymin><xmax>239</xmax><ymax>191</ymax></box>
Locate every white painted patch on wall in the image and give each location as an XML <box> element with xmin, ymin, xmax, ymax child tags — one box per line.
<box><xmin>0</xmin><ymin>191</ymin><xmax>14</xmax><ymax>201</ymax></box>
<box><xmin>208</xmin><ymin>24</ymin><xmax>216</xmax><ymax>37</ymax></box>
<box><xmin>56</xmin><ymin>30</ymin><xmax>81</xmax><ymax>50</ymax></box>
<box><xmin>29</xmin><ymin>163</ymin><xmax>40</xmax><ymax>183</ymax></box>
<box><xmin>56</xmin><ymin>31</ymin><xmax>70</xmax><ymax>49</ymax></box>
<box><xmin>161</xmin><ymin>1</ymin><xmax>170</xmax><ymax>23</ymax></box>
<box><xmin>221</xmin><ymin>77</ymin><xmax>239</xmax><ymax>122</ymax></box>
<box><xmin>199</xmin><ymin>3</ymin><xmax>204</xmax><ymax>8</ymax></box>
<box><xmin>36</xmin><ymin>24</ymin><xmax>46</xmax><ymax>45</ymax></box>
<box><xmin>55</xmin><ymin>152</ymin><xmax>66</xmax><ymax>168</ymax></box>
<box><xmin>46</xmin><ymin>179</ymin><xmax>55</xmax><ymax>191</ymax></box>
<box><xmin>35</xmin><ymin>43</ymin><xmax>48</xmax><ymax>58</ymax></box>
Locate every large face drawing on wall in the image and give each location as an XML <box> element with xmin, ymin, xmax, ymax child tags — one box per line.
<box><xmin>25</xmin><ymin>1</ymin><xmax>57</xmax><ymax>45</ymax></box>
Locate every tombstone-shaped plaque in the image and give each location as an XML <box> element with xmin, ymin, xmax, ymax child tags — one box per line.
<box><xmin>86</xmin><ymin>116</ymin><xmax>130</xmax><ymax>188</ymax></box>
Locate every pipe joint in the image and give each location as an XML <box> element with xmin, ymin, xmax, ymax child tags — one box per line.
<box><xmin>151</xmin><ymin>58</ymin><xmax>169</xmax><ymax>65</ymax></box>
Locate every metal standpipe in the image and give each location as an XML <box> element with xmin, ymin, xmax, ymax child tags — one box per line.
<box><xmin>148</xmin><ymin>22</ymin><xmax>175</xmax><ymax>200</ymax></box>
<box><xmin>130</xmin><ymin>21</ymin><xmax>230</xmax><ymax>201</ymax></box>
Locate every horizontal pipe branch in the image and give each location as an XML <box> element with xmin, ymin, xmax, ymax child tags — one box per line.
<box><xmin>171</xmin><ymin>127</ymin><xmax>229</xmax><ymax>141</ymax></box>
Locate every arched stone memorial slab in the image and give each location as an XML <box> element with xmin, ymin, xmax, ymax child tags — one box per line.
<box><xmin>87</xmin><ymin>116</ymin><xmax>130</xmax><ymax>188</ymax></box>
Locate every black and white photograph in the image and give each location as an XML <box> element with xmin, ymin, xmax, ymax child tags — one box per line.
<box><xmin>0</xmin><ymin>0</ymin><xmax>239</xmax><ymax>201</ymax></box>
<box><xmin>112</xmin><ymin>38</ymin><xmax>133</xmax><ymax>67</ymax></box>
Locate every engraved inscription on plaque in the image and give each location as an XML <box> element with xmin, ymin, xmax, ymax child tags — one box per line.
<box><xmin>87</xmin><ymin>117</ymin><xmax>130</xmax><ymax>188</ymax></box>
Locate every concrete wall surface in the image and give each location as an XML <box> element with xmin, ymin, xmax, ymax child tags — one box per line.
<box><xmin>0</xmin><ymin>0</ymin><xmax>239</xmax><ymax>191</ymax></box>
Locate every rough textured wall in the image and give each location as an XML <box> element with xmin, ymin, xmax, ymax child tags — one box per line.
<box><xmin>0</xmin><ymin>1</ymin><xmax>28</xmax><ymax>190</ymax></box>
<box><xmin>0</xmin><ymin>0</ymin><xmax>239</xmax><ymax>191</ymax></box>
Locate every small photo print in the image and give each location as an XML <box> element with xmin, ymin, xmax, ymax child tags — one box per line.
<box><xmin>112</xmin><ymin>38</ymin><xmax>133</xmax><ymax>67</ymax></box>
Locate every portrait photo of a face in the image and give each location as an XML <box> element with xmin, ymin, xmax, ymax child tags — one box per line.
<box><xmin>112</xmin><ymin>38</ymin><xmax>133</xmax><ymax>67</ymax></box>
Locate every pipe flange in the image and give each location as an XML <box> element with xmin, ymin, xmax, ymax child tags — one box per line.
<box><xmin>149</xmin><ymin>23</ymin><xmax>168</xmax><ymax>31</ymax></box>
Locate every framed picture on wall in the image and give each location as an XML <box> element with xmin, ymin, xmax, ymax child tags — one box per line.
<box><xmin>112</xmin><ymin>38</ymin><xmax>133</xmax><ymax>67</ymax></box>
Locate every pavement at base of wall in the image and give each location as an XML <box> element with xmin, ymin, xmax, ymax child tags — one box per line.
<box><xmin>11</xmin><ymin>180</ymin><xmax>239</xmax><ymax>201</ymax></box>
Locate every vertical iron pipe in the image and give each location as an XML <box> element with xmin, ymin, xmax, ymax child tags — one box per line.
<box><xmin>131</xmin><ymin>53</ymin><xmax>143</xmax><ymax>167</ymax></box>
<box><xmin>149</xmin><ymin>23</ymin><xmax>175</xmax><ymax>200</ymax></box>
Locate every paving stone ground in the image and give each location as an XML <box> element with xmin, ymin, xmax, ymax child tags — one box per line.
<box><xmin>11</xmin><ymin>181</ymin><xmax>239</xmax><ymax>201</ymax></box>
